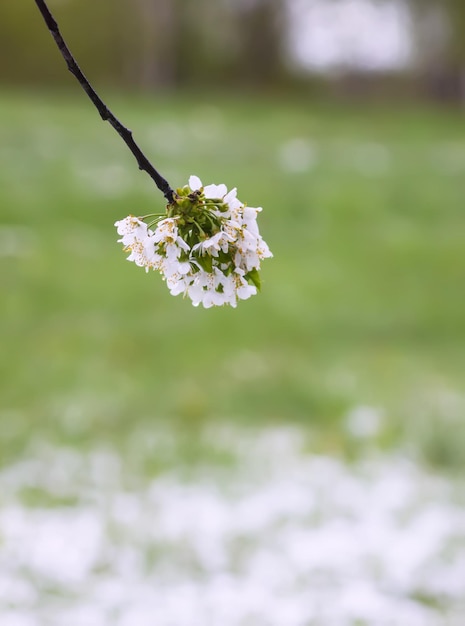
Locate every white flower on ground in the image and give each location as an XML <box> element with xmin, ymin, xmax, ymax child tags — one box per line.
<box><xmin>115</xmin><ymin>175</ymin><xmax>272</xmax><ymax>307</ymax></box>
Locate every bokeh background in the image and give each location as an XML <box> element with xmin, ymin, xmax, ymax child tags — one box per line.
<box><xmin>1</xmin><ymin>1</ymin><xmax>465</xmax><ymax>624</ymax></box>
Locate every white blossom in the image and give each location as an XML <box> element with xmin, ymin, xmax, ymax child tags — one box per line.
<box><xmin>115</xmin><ymin>175</ymin><xmax>272</xmax><ymax>308</ymax></box>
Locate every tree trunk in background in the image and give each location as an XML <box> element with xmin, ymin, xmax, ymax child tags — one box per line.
<box><xmin>130</xmin><ymin>0</ymin><xmax>289</xmax><ymax>89</ymax></box>
<box><xmin>410</xmin><ymin>0</ymin><xmax>465</xmax><ymax>103</ymax></box>
<box><xmin>130</xmin><ymin>0</ymin><xmax>177</xmax><ymax>89</ymax></box>
<box><xmin>445</xmin><ymin>1</ymin><xmax>465</xmax><ymax>103</ymax></box>
<box><xmin>129</xmin><ymin>0</ymin><xmax>219</xmax><ymax>89</ymax></box>
<box><xmin>234</xmin><ymin>0</ymin><xmax>286</xmax><ymax>85</ymax></box>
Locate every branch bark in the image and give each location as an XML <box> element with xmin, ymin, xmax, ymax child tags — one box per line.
<box><xmin>34</xmin><ymin>0</ymin><xmax>174</xmax><ymax>204</ymax></box>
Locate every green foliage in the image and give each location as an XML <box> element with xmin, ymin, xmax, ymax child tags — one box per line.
<box><xmin>1</xmin><ymin>91</ymin><xmax>465</xmax><ymax>469</ymax></box>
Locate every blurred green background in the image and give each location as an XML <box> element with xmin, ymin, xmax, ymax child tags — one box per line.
<box><xmin>1</xmin><ymin>0</ymin><xmax>465</xmax><ymax>471</ymax></box>
<box><xmin>2</xmin><ymin>4</ymin><xmax>465</xmax><ymax>624</ymax></box>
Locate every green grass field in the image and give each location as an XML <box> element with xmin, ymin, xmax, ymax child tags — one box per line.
<box><xmin>2</xmin><ymin>90</ymin><xmax>465</xmax><ymax>625</ymax></box>
<box><xmin>1</xmin><ymin>90</ymin><xmax>465</xmax><ymax>469</ymax></box>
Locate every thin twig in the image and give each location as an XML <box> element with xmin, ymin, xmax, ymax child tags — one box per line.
<box><xmin>34</xmin><ymin>0</ymin><xmax>175</xmax><ymax>204</ymax></box>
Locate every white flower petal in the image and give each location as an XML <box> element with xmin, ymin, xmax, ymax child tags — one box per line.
<box><xmin>224</xmin><ymin>189</ymin><xmax>242</xmax><ymax>211</ymax></box>
<box><xmin>175</xmin><ymin>236</ymin><xmax>191</xmax><ymax>252</ymax></box>
<box><xmin>224</xmin><ymin>188</ymin><xmax>237</xmax><ymax>203</ymax></box>
<box><xmin>189</xmin><ymin>175</ymin><xmax>203</xmax><ymax>191</ymax></box>
<box><xmin>115</xmin><ymin>216</ymin><xmax>148</xmax><ymax>241</ymax></box>
<box><xmin>204</xmin><ymin>183</ymin><xmax>227</xmax><ymax>199</ymax></box>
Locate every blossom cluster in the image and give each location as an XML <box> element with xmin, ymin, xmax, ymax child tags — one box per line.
<box><xmin>115</xmin><ymin>175</ymin><xmax>272</xmax><ymax>308</ymax></box>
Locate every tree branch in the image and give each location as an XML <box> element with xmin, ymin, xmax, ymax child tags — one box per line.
<box><xmin>33</xmin><ymin>0</ymin><xmax>175</xmax><ymax>204</ymax></box>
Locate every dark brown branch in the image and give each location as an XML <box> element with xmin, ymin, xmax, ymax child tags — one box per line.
<box><xmin>34</xmin><ymin>0</ymin><xmax>175</xmax><ymax>204</ymax></box>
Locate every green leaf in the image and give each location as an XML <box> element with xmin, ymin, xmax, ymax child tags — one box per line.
<box><xmin>217</xmin><ymin>250</ymin><xmax>231</xmax><ymax>265</ymax></box>
<box><xmin>245</xmin><ymin>268</ymin><xmax>261</xmax><ymax>291</ymax></box>
<box><xmin>195</xmin><ymin>254</ymin><xmax>213</xmax><ymax>273</ymax></box>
